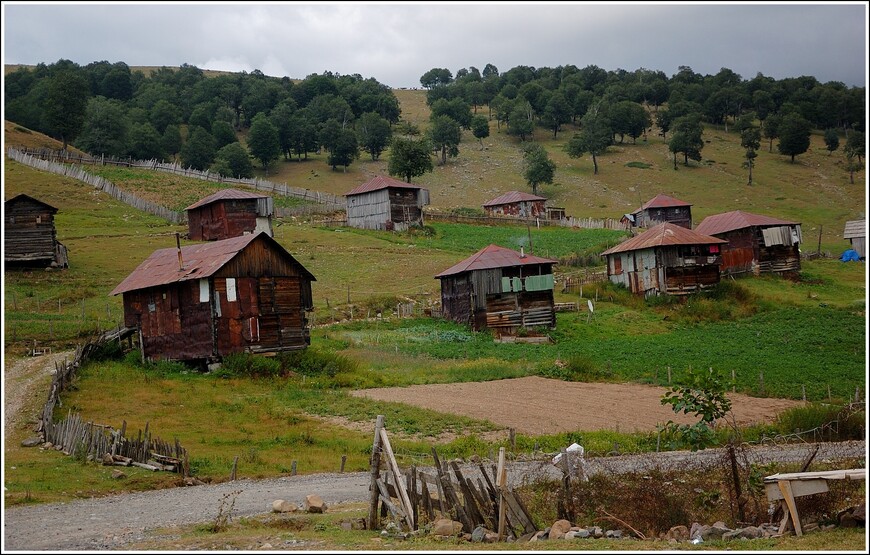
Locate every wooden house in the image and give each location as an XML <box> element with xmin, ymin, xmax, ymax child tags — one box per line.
<box><xmin>483</xmin><ymin>191</ymin><xmax>547</xmax><ymax>218</ymax></box>
<box><xmin>629</xmin><ymin>194</ymin><xmax>693</xmax><ymax>229</ymax></box>
<box><xmin>601</xmin><ymin>222</ymin><xmax>726</xmax><ymax>296</ymax></box>
<box><xmin>345</xmin><ymin>176</ymin><xmax>430</xmax><ymax>231</ymax></box>
<box><xmin>4</xmin><ymin>193</ymin><xmax>68</xmax><ymax>269</ymax></box>
<box><xmin>435</xmin><ymin>244</ymin><xmax>557</xmax><ymax>333</ymax></box>
<box><xmin>185</xmin><ymin>188</ymin><xmax>273</xmax><ymax>241</ymax></box>
<box><xmin>695</xmin><ymin>210</ymin><xmax>802</xmax><ymax>276</ymax></box>
<box><xmin>110</xmin><ymin>232</ymin><xmax>315</xmax><ymax>363</ymax></box>
<box><xmin>843</xmin><ymin>219</ymin><xmax>866</xmax><ymax>258</ymax></box>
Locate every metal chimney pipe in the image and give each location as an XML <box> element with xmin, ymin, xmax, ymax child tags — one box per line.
<box><xmin>176</xmin><ymin>232</ymin><xmax>183</xmax><ymax>270</ymax></box>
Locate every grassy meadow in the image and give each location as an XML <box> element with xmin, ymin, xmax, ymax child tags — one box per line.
<box><xmin>2</xmin><ymin>88</ymin><xmax>866</xmax><ymax>511</ymax></box>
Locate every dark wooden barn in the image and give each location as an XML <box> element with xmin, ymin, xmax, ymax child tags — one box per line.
<box><xmin>110</xmin><ymin>232</ymin><xmax>315</xmax><ymax>363</ymax></box>
<box><xmin>345</xmin><ymin>175</ymin><xmax>430</xmax><ymax>231</ymax></box>
<box><xmin>695</xmin><ymin>210</ymin><xmax>802</xmax><ymax>276</ymax></box>
<box><xmin>185</xmin><ymin>188</ymin><xmax>273</xmax><ymax>241</ymax></box>
<box><xmin>435</xmin><ymin>244</ymin><xmax>558</xmax><ymax>333</ymax></box>
<box><xmin>4</xmin><ymin>193</ymin><xmax>68</xmax><ymax>269</ymax></box>
<box><xmin>843</xmin><ymin>219</ymin><xmax>866</xmax><ymax>258</ymax></box>
<box><xmin>601</xmin><ymin>222</ymin><xmax>726</xmax><ymax>296</ymax></box>
<box><xmin>483</xmin><ymin>191</ymin><xmax>547</xmax><ymax>218</ymax></box>
<box><xmin>629</xmin><ymin>194</ymin><xmax>693</xmax><ymax>229</ymax></box>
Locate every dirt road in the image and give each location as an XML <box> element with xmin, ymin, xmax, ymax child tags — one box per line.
<box><xmin>4</xmin><ymin>350</ymin><xmax>71</xmax><ymax>439</ymax></box>
<box><xmin>3</xmin><ymin>440</ymin><xmax>865</xmax><ymax>551</ymax></box>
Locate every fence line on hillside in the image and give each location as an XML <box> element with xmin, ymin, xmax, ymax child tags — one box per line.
<box><xmin>7</xmin><ymin>148</ymin><xmax>185</xmax><ymax>224</ymax></box>
<box><xmin>8</xmin><ymin>147</ymin><xmax>346</xmax><ymax>215</ymax></box>
<box><xmin>426</xmin><ymin>211</ymin><xmax>629</xmax><ymax>231</ymax></box>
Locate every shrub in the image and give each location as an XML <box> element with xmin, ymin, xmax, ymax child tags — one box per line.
<box><xmin>280</xmin><ymin>348</ymin><xmax>359</xmax><ymax>378</ymax></box>
<box><xmin>220</xmin><ymin>352</ymin><xmax>281</xmax><ymax>378</ymax></box>
<box><xmin>774</xmin><ymin>402</ymin><xmax>865</xmax><ymax>441</ymax></box>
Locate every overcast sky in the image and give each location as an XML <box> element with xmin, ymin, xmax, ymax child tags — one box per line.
<box><xmin>2</xmin><ymin>2</ymin><xmax>867</xmax><ymax>89</ymax></box>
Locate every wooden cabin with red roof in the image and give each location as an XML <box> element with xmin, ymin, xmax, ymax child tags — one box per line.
<box><xmin>629</xmin><ymin>194</ymin><xmax>693</xmax><ymax>229</ymax></box>
<box><xmin>185</xmin><ymin>188</ymin><xmax>273</xmax><ymax>241</ymax></box>
<box><xmin>601</xmin><ymin>223</ymin><xmax>726</xmax><ymax>296</ymax></box>
<box><xmin>483</xmin><ymin>191</ymin><xmax>547</xmax><ymax>218</ymax></box>
<box><xmin>436</xmin><ymin>244</ymin><xmax>558</xmax><ymax>333</ymax></box>
<box><xmin>111</xmin><ymin>232</ymin><xmax>315</xmax><ymax>363</ymax></box>
<box><xmin>345</xmin><ymin>175</ymin><xmax>430</xmax><ymax>231</ymax></box>
<box><xmin>695</xmin><ymin>210</ymin><xmax>802</xmax><ymax>276</ymax></box>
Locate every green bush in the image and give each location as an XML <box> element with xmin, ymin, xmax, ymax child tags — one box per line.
<box><xmin>280</xmin><ymin>348</ymin><xmax>360</xmax><ymax>378</ymax></box>
<box><xmin>220</xmin><ymin>352</ymin><xmax>282</xmax><ymax>378</ymax></box>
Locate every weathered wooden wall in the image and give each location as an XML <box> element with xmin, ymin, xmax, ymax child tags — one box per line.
<box><xmin>188</xmin><ymin>199</ymin><xmax>260</xmax><ymax>241</ymax></box>
<box><xmin>4</xmin><ymin>197</ymin><xmax>58</xmax><ymax>264</ymax></box>
<box><xmin>484</xmin><ymin>200</ymin><xmax>546</xmax><ymax>218</ymax></box>
<box><xmin>635</xmin><ymin>206</ymin><xmax>692</xmax><ymax>229</ymax></box>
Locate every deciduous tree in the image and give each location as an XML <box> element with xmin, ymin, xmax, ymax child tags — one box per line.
<box><xmin>388</xmin><ymin>136</ymin><xmax>433</xmax><ymax>183</ymax></box>
<box><xmin>180</xmin><ymin>126</ymin><xmax>216</xmax><ymax>170</ymax></box>
<box><xmin>777</xmin><ymin>113</ymin><xmax>811</xmax><ymax>163</ymax></box>
<box><xmin>668</xmin><ymin>114</ymin><xmax>704</xmax><ymax>169</ymax></box>
<box><xmin>823</xmin><ymin>128</ymin><xmax>840</xmax><ymax>156</ymax></box>
<box><xmin>247</xmin><ymin>113</ymin><xmax>281</xmax><ymax>169</ymax></box>
<box><xmin>522</xmin><ymin>143</ymin><xmax>555</xmax><ymax>195</ymax></box>
<box><xmin>429</xmin><ymin>114</ymin><xmax>461</xmax><ymax>165</ymax></box>
<box><xmin>213</xmin><ymin>142</ymin><xmax>254</xmax><ymax>178</ymax></box>
<box><xmin>357</xmin><ymin>111</ymin><xmax>392</xmax><ymax>160</ymax></box>
<box><xmin>471</xmin><ymin>114</ymin><xmax>490</xmax><ymax>148</ymax></box>
<box><xmin>565</xmin><ymin>101</ymin><xmax>612</xmax><ymax>175</ymax></box>
<box><xmin>740</xmin><ymin>126</ymin><xmax>761</xmax><ymax>185</ymax></box>
<box><xmin>45</xmin><ymin>68</ymin><xmax>90</xmax><ymax>150</ymax></box>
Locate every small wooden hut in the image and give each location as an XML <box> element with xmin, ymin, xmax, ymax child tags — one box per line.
<box><xmin>843</xmin><ymin>219</ymin><xmax>866</xmax><ymax>258</ymax></box>
<box><xmin>185</xmin><ymin>188</ymin><xmax>273</xmax><ymax>241</ymax></box>
<box><xmin>695</xmin><ymin>210</ymin><xmax>802</xmax><ymax>276</ymax></box>
<box><xmin>345</xmin><ymin>176</ymin><xmax>430</xmax><ymax>231</ymax></box>
<box><xmin>601</xmin><ymin>222</ymin><xmax>726</xmax><ymax>296</ymax></box>
<box><xmin>483</xmin><ymin>191</ymin><xmax>547</xmax><ymax>218</ymax></box>
<box><xmin>629</xmin><ymin>194</ymin><xmax>693</xmax><ymax>229</ymax></box>
<box><xmin>436</xmin><ymin>244</ymin><xmax>557</xmax><ymax>333</ymax></box>
<box><xmin>110</xmin><ymin>232</ymin><xmax>315</xmax><ymax>363</ymax></box>
<box><xmin>4</xmin><ymin>193</ymin><xmax>68</xmax><ymax>269</ymax></box>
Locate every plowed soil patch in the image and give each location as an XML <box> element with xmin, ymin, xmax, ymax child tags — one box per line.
<box><xmin>351</xmin><ymin>376</ymin><xmax>802</xmax><ymax>435</ymax></box>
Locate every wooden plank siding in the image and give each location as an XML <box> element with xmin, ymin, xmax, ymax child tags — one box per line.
<box><xmin>714</xmin><ymin>227</ymin><xmax>800</xmax><ymax>276</ymax></box>
<box><xmin>607</xmin><ymin>246</ymin><xmax>722</xmax><ymax>296</ymax></box>
<box><xmin>347</xmin><ymin>188</ymin><xmax>427</xmax><ymax>231</ymax></box>
<box><xmin>188</xmin><ymin>199</ymin><xmax>260</xmax><ymax>241</ymax></box>
<box><xmin>635</xmin><ymin>206</ymin><xmax>692</xmax><ymax>229</ymax></box>
<box><xmin>4</xmin><ymin>195</ymin><xmax>66</xmax><ymax>267</ymax></box>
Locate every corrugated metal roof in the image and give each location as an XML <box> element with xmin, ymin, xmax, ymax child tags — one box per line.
<box><xmin>345</xmin><ymin>175</ymin><xmax>424</xmax><ymax>196</ymax></box>
<box><xmin>185</xmin><ymin>188</ymin><xmax>269</xmax><ymax>210</ymax></box>
<box><xmin>5</xmin><ymin>193</ymin><xmax>58</xmax><ymax>213</ymax></box>
<box><xmin>435</xmin><ymin>244</ymin><xmax>558</xmax><ymax>278</ymax></box>
<box><xmin>695</xmin><ymin>210</ymin><xmax>799</xmax><ymax>236</ymax></box>
<box><xmin>483</xmin><ymin>191</ymin><xmax>547</xmax><ymax>207</ymax></box>
<box><xmin>110</xmin><ymin>232</ymin><xmax>314</xmax><ymax>296</ymax></box>
<box><xmin>634</xmin><ymin>194</ymin><xmax>692</xmax><ymax>213</ymax></box>
<box><xmin>844</xmin><ymin>219</ymin><xmax>866</xmax><ymax>239</ymax></box>
<box><xmin>601</xmin><ymin>222</ymin><xmax>726</xmax><ymax>256</ymax></box>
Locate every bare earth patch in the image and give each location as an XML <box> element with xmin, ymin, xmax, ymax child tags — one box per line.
<box><xmin>351</xmin><ymin>376</ymin><xmax>803</xmax><ymax>436</ymax></box>
<box><xmin>3</xmin><ymin>351</ymin><xmax>71</xmax><ymax>442</ymax></box>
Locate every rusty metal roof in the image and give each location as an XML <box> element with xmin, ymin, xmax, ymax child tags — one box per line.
<box><xmin>695</xmin><ymin>210</ymin><xmax>799</xmax><ymax>236</ymax></box>
<box><xmin>345</xmin><ymin>175</ymin><xmax>424</xmax><ymax>196</ymax></box>
<box><xmin>633</xmin><ymin>193</ymin><xmax>692</xmax><ymax>214</ymax></box>
<box><xmin>5</xmin><ymin>193</ymin><xmax>58</xmax><ymax>213</ymax></box>
<box><xmin>435</xmin><ymin>244</ymin><xmax>557</xmax><ymax>278</ymax></box>
<box><xmin>110</xmin><ymin>232</ymin><xmax>314</xmax><ymax>296</ymax></box>
<box><xmin>185</xmin><ymin>188</ymin><xmax>269</xmax><ymax>210</ymax></box>
<box><xmin>844</xmin><ymin>219</ymin><xmax>866</xmax><ymax>239</ymax></box>
<box><xmin>601</xmin><ymin>222</ymin><xmax>726</xmax><ymax>256</ymax></box>
<box><xmin>483</xmin><ymin>191</ymin><xmax>547</xmax><ymax>207</ymax></box>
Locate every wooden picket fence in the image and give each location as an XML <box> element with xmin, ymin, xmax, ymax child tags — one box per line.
<box><xmin>427</xmin><ymin>211</ymin><xmax>629</xmax><ymax>232</ymax></box>
<box><xmin>8</xmin><ymin>147</ymin><xmax>346</xmax><ymax>216</ymax></box>
<box><xmin>37</xmin><ymin>327</ymin><xmax>188</xmax><ymax>473</ymax></box>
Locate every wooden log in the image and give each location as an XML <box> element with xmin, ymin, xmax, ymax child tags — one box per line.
<box><xmin>379</xmin><ymin>427</ymin><xmax>414</xmax><ymax>530</ymax></box>
<box><xmin>367</xmin><ymin>415</ymin><xmax>384</xmax><ymax>530</ymax></box>
<box><xmin>131</xmin><ymin>462</ymin><xmax>159</xmax><ymax>471</ymax></box>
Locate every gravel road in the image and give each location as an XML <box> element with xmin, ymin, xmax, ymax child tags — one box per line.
<box><xmin>4</xmin><ymin>440</ymin><xmax>865</xmax><ymax>551</ymax></box>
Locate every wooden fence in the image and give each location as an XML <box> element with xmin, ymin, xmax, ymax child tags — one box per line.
<box><xmin>8</xmin><ymin>147</ymin><xmax>346</xmax><ymax>216</ymax></box>
<box><xmin>37</xmin><ymin>327</ymin><xmax>188</xmax><ymax>473</ymax></box>
<box><xmin>560</xmin><ymin>272</ymin><xmax>609</xmax><ymax>293</ymax></box>
<box><xmin>427</xmin><ymin>211</ymin><xmax>629</xmax><ymax>232</ymax></box>
<box><xmin>7</xmin><ymin>148</ymin><xmax>185</xmax><ymax>224</ymax></box>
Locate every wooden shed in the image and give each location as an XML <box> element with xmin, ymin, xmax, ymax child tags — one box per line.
<box><xmin>4</xmin><ymin>193</ymin><xmax>68</xmax><ymax>269</ymax></box>
<box><xmin>110</xmin><ymin>232</ymin><xmax>315</xmax><ymax>363</ymax></box>
<box><xmin>843</xmin><ymin>219</ymin><xmax>866</xmax><ymax>258</ymax></box>
<box><xmin>345</xmin><ymin>175</ymin><xmax>430</xmax><ymax>231</ymax></box>
<box><xmin>695</xmin><ymin>210</ymin><xmax>802</xmax><ymax>276</ymax></box>
<box><xmin>436</xmin><ymin>244</ymin><xmax>558</xmax><ymax>333</ymax></box>
<box><xmin>483</xmin><ymin>191</ymin><xmax>547</xmax><ymax>218</ymax></box>
<box><xmin>601</xmin><ymin>222</ymin><xmax>726</xmax><ymax>296</ymax></box>
<box><xmin>629</xmin><ymin>194</ymin><xmax>693</xmax><ymax>229</ymax></box>
<box><xmin>185</xmin><ymin>188</ymin><xmax>273</xmax><ymax>241</ymax></box>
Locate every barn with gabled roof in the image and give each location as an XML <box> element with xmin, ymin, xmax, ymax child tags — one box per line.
<box><xmin>629</xmin><ymin>194</ymin><xmax>693</xmax><ymax>229</ymax></box>
<box><xmin>483</xmin><ymin>191</ymin><xmax>547</xmax><ymax>218</ymax></box>
<box><xmin>111</xmin><ymin>232</ymin><xmax>315</xmax><ymax>363</ymax></box>
<box><xmin>695</xmin><ymin>210</ymin><xmax>802</xmax><ymax>276</ymax></box>
<box><xmin>436</xmin><ymin>244</ymin><xmax>557</xmax><ymax>333</ymax></box>
<box><xmin>4</xmin><ymin>193</ymin><xmax>68</xmax><ymax>269</ymax></box>
<box><xmin>345</xmin><ymin>175</ymin><xmax>430</xmax><ymax>231</ymax></box>
<box><xmin>601</xmin><ymin>222</ymin><xmax>726</xmax><ymax>296</ymax></box>
<box><xmin>185</xmin><ymin>188</ymin><xmax>273</xmax><ymax>241</ymax></box>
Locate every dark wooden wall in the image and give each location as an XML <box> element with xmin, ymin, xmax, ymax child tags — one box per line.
<box><xmin>188</xmin><ymin>200</ymin><xmax>259</xmax><ymax>241</ymax></box>
<box><xmin>4</xmin><ymin>198</ymin><xmax>58</xmax><ymax>264</ymax></box>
